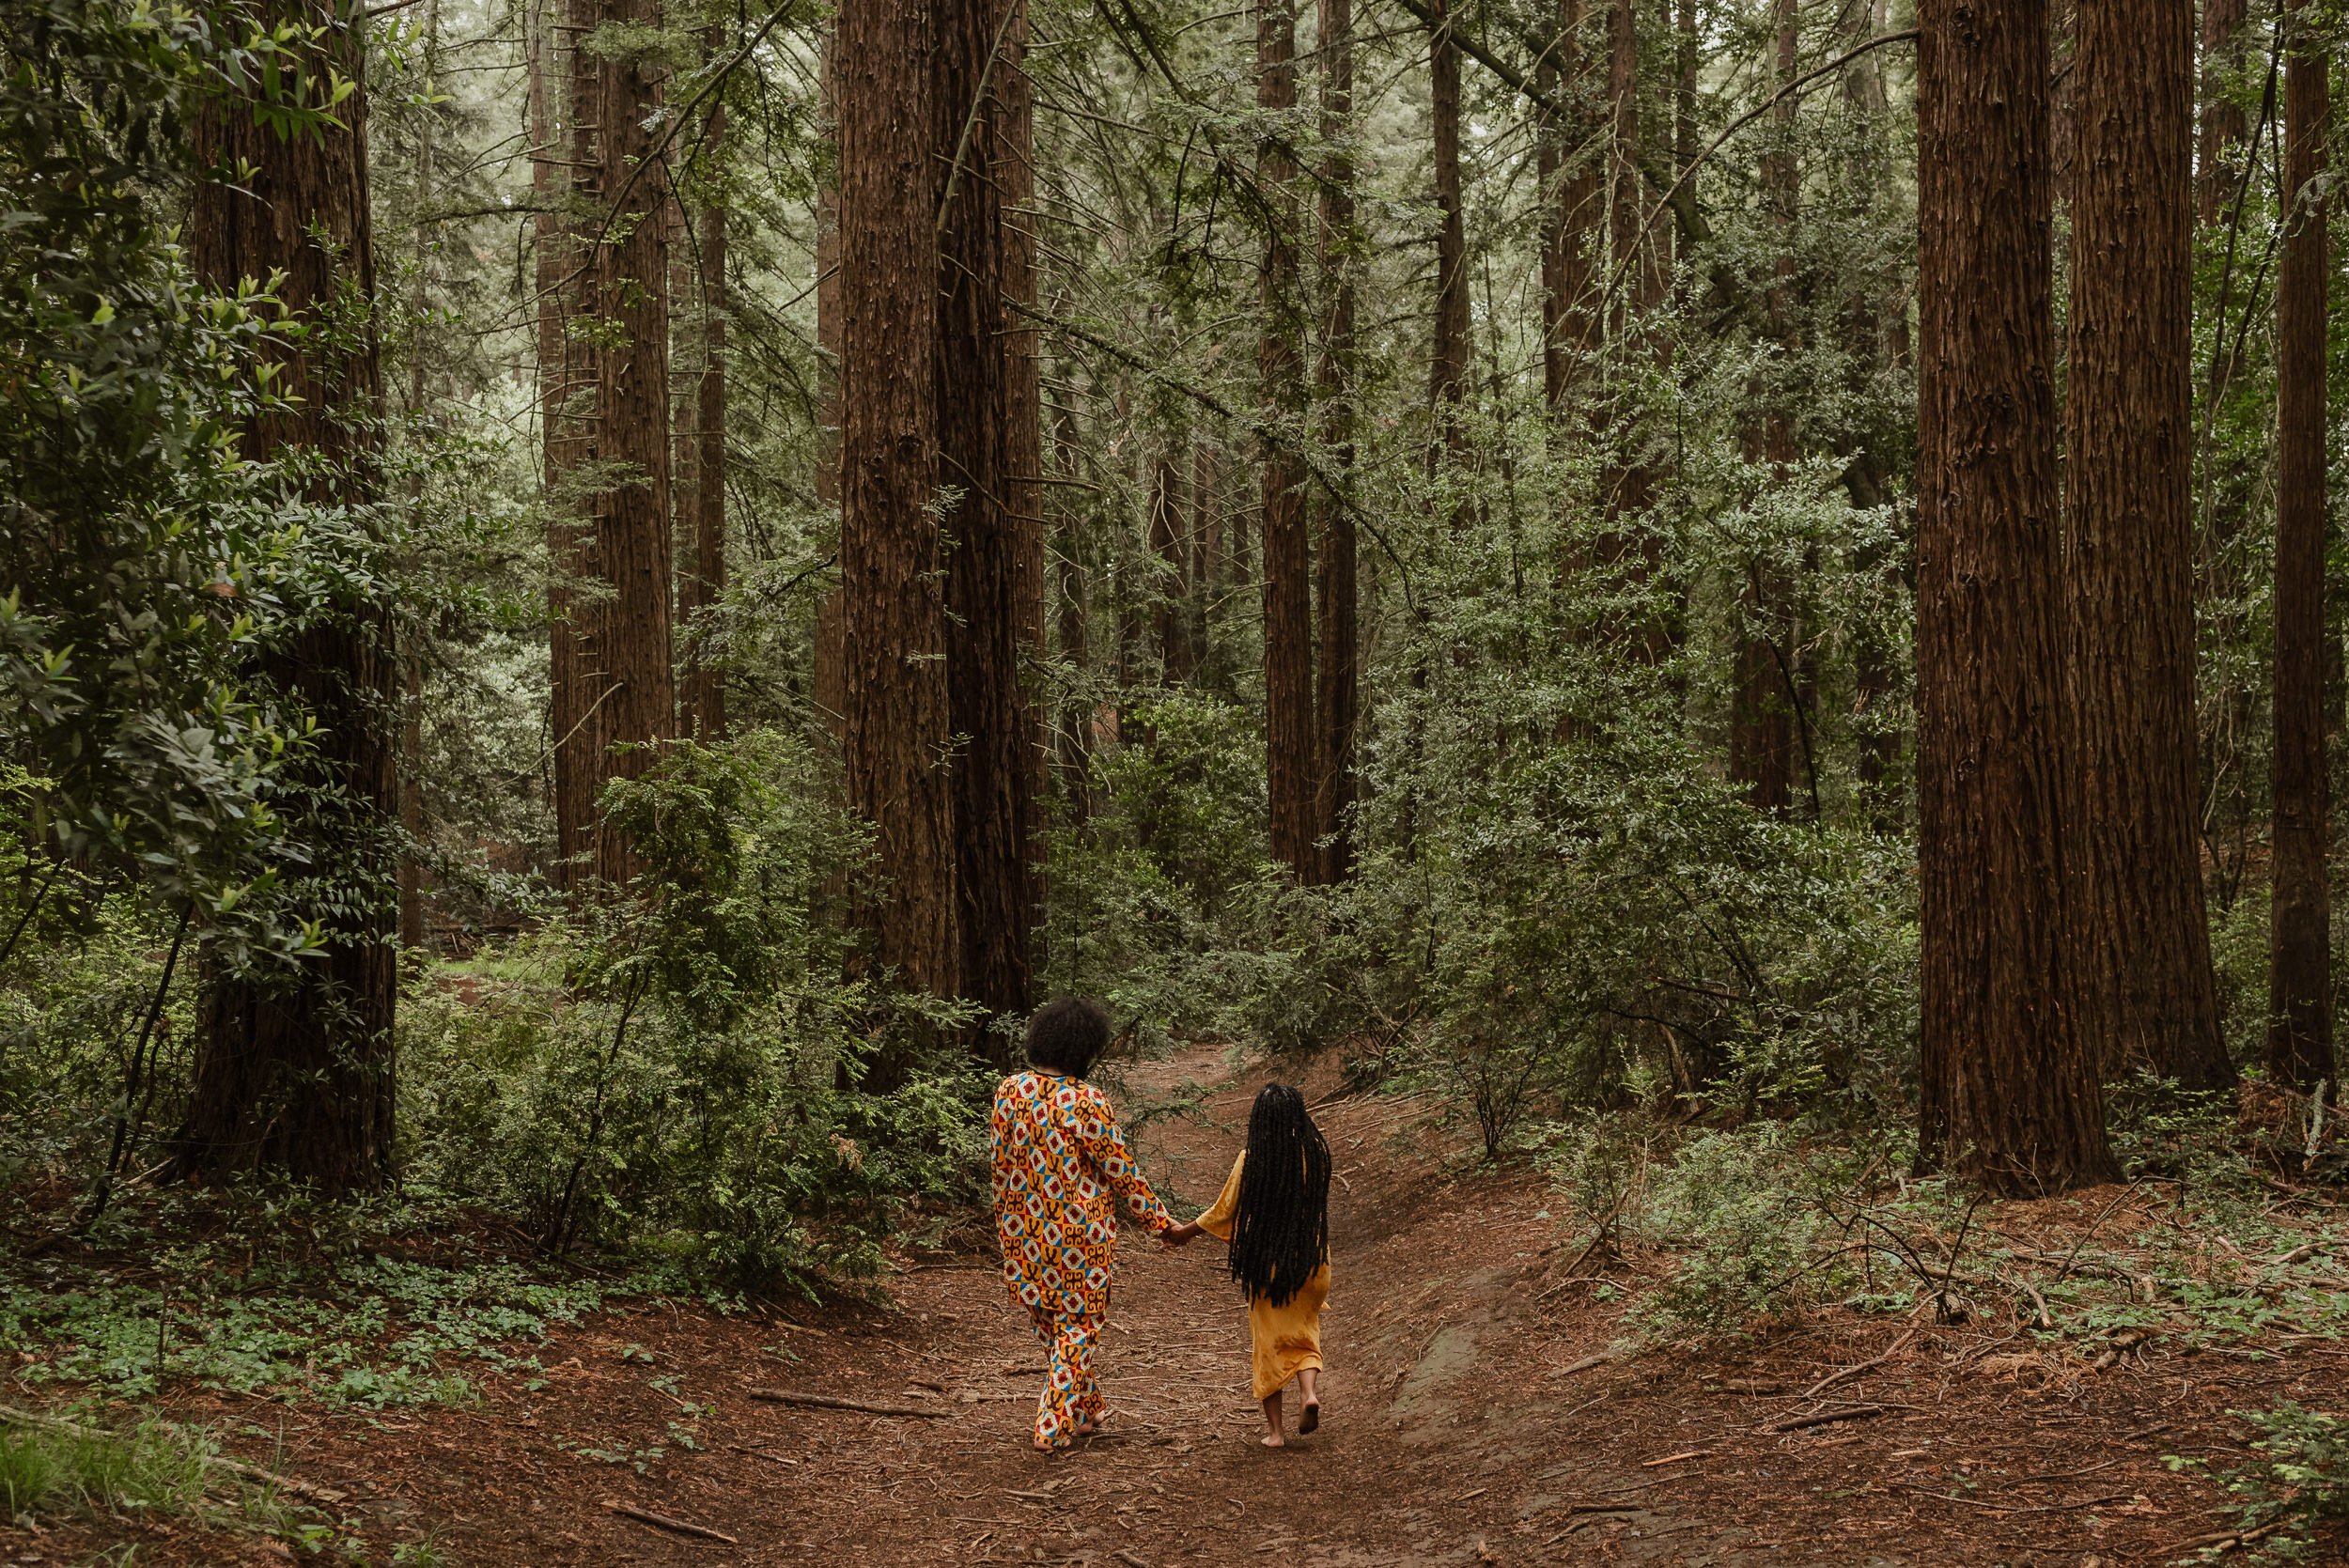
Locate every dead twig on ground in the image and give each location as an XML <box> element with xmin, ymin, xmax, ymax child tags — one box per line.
<box><xmin>1801</xmin><ymin>1327</ymin><xmax>1918</xmax><ymax>1400</ymax></box>
<box><xmin>604</xmin><ymin>1499</ymin><xmax>740</xmax><ymax>1544</ymax></box>
<box><xmin>1762</xmin><ymin>1404</ymin><xmax>1885</xmax><ymax>1434</ymax></box>
<box><xmin>744</xmin><ymin>1387</ymin><xmax>949</xmax><ymax>1419</ymax></box>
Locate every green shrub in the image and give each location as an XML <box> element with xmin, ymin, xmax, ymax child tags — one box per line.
<box><xmin>397</xmin><ymin>729</ymin><xmax>986</xmax><ymax>1293</ymax></box>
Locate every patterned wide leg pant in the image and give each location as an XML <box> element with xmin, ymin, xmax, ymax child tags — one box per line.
<box><xmin>1025</xmin><ymin>1306</ymin><xmax>1105</xmax><ymax>1451</ymax></box>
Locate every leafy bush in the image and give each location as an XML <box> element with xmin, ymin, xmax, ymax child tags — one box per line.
<box><xmin>397</xmin><ymin>729</ymin><xmax>987</xmax><ymax>1292</ymax></box>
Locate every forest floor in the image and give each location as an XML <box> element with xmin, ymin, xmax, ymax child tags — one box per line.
<box><xmin>7</xmin><ymin>1042</ymin><xmax>2348</xmax><ymax>1566</ymax></box>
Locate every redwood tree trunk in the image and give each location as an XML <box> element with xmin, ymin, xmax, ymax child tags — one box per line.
<box><xmin>1915</xmin><ymin>0</ymin><xmax>2116</xmax><ymax>1192</ymax></box>
<box><xmin>1258</xmin><ymin>0</ymin><xmax>1317</xmax><ymax>881</ymax></box>
<box><xmin>2267</xmin><ymin>0</ymin><xmax>2332</xmax><ymax>1091</ymax></box>
<box><xmin>583</xmin><ymin>0</ymin><xmax>675</xmax><ymax>885</ymax></box>
<box><xmin>179</xmin><ymin>0</ymin><xmax>397</xmax><ymax>1194</ymax></box>
<box><xmin>2197</xmin><ymin>0</ymin><xmax>2248</xmax><ymax>223</ymax></box>
<box><xmin>936</xmin><ymin>0</ymin><xmax>1033</xmax><ymax>1034</ymax></box>
<box><xmin>839</xmin><ymin>0</ymin><xmax>958</xmax><ymax>1024</ymax></box>
<box><xmin>2065</xmin><ymin>0</ymin><xmax>2230</xmax><ymax>1090</ymax></box>
<box><xmin>1540</xmin><ymin>0</ymin><xmax>1599</xmax><ymax>412</ymax></box>
<box><xmin>538</xmin><ymin>0</ymin><xmax>596</xmax><ymax>889</ymax></box>
<box><xmin>1315</xmin><ymin>0</ymin><xmax>1359</xmax><ymax>884</ymax></box>
<box><xmin>999</xmin><ymin>5</ymin><xmax>1048</xmax><ymax>938</ymax></box>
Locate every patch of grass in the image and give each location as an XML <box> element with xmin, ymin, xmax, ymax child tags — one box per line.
<box><xmin>0</xmin><ymin>1410</ymin><xmax>210</xmax><ymax>1521</ymax></box>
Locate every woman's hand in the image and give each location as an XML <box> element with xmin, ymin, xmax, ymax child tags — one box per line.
<box><xmin>1159</xmin><ymin>1220</ymin><xmax>1203</xmax><ymax>1249</ymax></box>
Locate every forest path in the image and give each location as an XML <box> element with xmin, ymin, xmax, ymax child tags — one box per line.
<box><xmin>78</xmin><ymin>1042</ymin><xmax>2324</xmax><ymax>1565</ymax></box>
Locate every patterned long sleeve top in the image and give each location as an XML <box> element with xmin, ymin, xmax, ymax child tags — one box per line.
<box><xmin>989</xmin><ymin>1068</ymin><xmax>1172</xmax><ymax>1319</ymax></box>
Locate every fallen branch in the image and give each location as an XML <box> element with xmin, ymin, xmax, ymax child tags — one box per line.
<box><xmin>1801</xmin><ymin>1327</ymin><xmax>1917</xmax><ymax>1401</ymax></box>
<box><xmin>1890</xmin><ymin>1484</ymin><xmax>2133</xmax><ymax>1515</ymax></box>
<box><xmin>744</xmin><ymin>1387</ymin><xmax>948</xmax><ymax>1419</ymax></box>
<box><xmin>604</xmin><ymin>1499</ymin><xmax>740</xmax><ymax>1545</ymax></box>
<box><xmin>1762</xmin><ymin>1404</ymin><xmax>1885</xmax><ymax>1434</ymax></box>
<box><xmin>726</xmin><ymin>1443</ymin><xmax>801</xmax><ymax>1467</ymax></box>
<box><xmin>1559</xmin><ymin>1345</ymin><xmax>1632</xmax><ymax>1376</ymax></box>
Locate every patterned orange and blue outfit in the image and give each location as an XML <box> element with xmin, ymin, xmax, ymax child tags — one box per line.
<box><xmin>989</xmin><ymin>1068</ymin><xmax>1171</xmax><ymax>1451</ymax></box>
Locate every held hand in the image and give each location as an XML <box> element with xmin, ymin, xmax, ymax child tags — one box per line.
<box><xmin>1159</xmin><ymin>1221</ymin><xmax>1201</xmax><ymax>1250</ymax></box>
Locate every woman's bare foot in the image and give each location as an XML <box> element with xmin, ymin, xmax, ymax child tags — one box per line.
<box><xmin>1297</xmin><ymin>1370</ymin><xmax>1321</xmax><ymax>1435</ymax></box>
<box><xmin>1260</xmin><ymin>1391</ymin><xmax>1283</xmax><ymax>1447</ymax></box>
<box><xmin>1259</xmin><ymin>1431</ymin><xmax>1284</xmax><ymax>1448</ymax></box>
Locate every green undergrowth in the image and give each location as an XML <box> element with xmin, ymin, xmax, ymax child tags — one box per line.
<box><xmin>2169</xmin><ymin>1404</ymin><xmax>2349</xmax><ymax>1563</ymax></box>
<box><xmin>0</xmin><ymin>1192</ymin><xmax>687</xmax><ymax>1411</ymax></box>
<box><xmin>0</xmin><ymin>1403</ymin><xmax>387</xmax><ymax>1560</ymax></box>
<box><xmin>1537</xmin><ymin>1075</ymin><xmax>2349</xmax><ymax>1360</ymax></box>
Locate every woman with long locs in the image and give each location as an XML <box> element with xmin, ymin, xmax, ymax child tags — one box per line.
<box><xmin>1164</xmin><ymin>1083</ymin><xmax>1332</xmax><ymax>1446</ymax></box>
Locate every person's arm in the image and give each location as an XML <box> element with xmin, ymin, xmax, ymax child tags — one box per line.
<box><xmin>1080</xmin><ymin>1087</ymin><xmax>1173</xmax><ymax>1234</ymax></box>
<box><xmin>1184</xmin><ymin>1150</ymin><xmax>1245</xmax><ymax>1243</ymax></box>
<box><xmin>988</xmin><ymin>1081</ymin><xmax>1017</xmax><ymax>1217</ymax></box>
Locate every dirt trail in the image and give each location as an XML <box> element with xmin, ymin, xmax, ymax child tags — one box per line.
<box><xmin>46</xmin><ymin>1043</ymin><xmax>2338</xmax><ymax>1564</ymax></box>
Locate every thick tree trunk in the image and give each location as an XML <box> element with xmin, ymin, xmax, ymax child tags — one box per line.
<box><xmin>2197</xmin><ymin>0</ymin><xmax>2248</xmax><ymax>223</ymax></box>
<box><xmin>1915</xmin><ymin>0</ymin><xmax>2116</xmax><ymax>1192</ymax></box>
<box><xmin>682</xmin><ymin>101</ymin><xmax>729</xmax><ymax>742</ymax></box>
<box><xmin>583</xmin><ymin>0</ymin><xmax>675</xmax><ymax>886</ymax></box>
<box><xmin>839</xmin><ymin>0</ymin><xmax>958</xmax><ymax>1029</ymax></box>
<box><xmin>936</xmin><ymin>0</ymin><xmax>1033</xmax><ymax>1036</ymax></box>
<box><xmin>1315</xmin><ymin>0</ymin><xmax>1359</xmax><ymax>884</ymax></box>
<box><xmin>2267</xmin><ymin>0</ymin><xmax>2332</xmax><ymax>1091</ymax></box>
<box><xmin>179</xmin><ymin>0</ymin><xmax>397</xmax><ymax>1195</ymax></box>
<box><xmin>2065</xmin><ymin>0</ymin><xmax>2231</xmax><ymax>1090</ymax></box>
<box><xmin>1258</xmin><ymin>0</ymin><xmax>1317</xmax><ymax>881</ymax></box>
<box><xmin>538</xmin><ymin>0</ymin><xmax>596</xmax><ymax>889</ymax></box>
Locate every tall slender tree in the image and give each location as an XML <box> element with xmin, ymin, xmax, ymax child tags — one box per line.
<box><xmin>936</xmin><ymin>0</ymin><xmax>1034</xmax><ymax>1033</ymax></box>
<box><xmin>537</xmin><ymin>0</ymin><xmax>596</xmax><ymax>888</ymax></box>
<box><xmin>1730</xmin><ymin>0</ymin><xmax>1801</xmax><ymax>812</ymax></box>
<box><xmin>2267</xmin><ymin>0</ymin><xmax>2332</xmax><ymax>1092</ymax></box>
<box><xmin>1428</xmin><ymin>0</ymin><xmax>1470</xmax><ymax>445</ymax></box>
<box><xmin>2197</xmin><ymin>0</ymin><xmax>2249</xmax><ymax>222</ymax></box>
<box><xmin>681</xmin><ymin>93</ymin><xmax>729</xmax><ymax>742</ymax></box>
<box><xmin>1535</xmin><ymin>0</ymin><xmax>1598</xmax><ymax>413</ymax></box>
<box><xmin>1915</xmin><ymin>0</ymin><xmax>2116</xmax><ymax>1191</ymax></box>
<box><xmin>1314</xmin><ymin>0</ymin><xmax>1359</xmax><ymax>883</ymax></box>
<box><xmin>838</xmin><ymin>0</ymin><xmax>958</xmax><ymax>1036</ymax></box>
<box><xmin>999</xmin><ymin>0</ymin><xmax>1049</xmax><ymax>934</ymax></box>
<box><xmin>1258</xmin><ymin>0</ymin><xmax>1317</xmax><ymax>881</ymax></box>
<box><xmin>178</xmin><ymin>0</ymin><xmax>397</xmax><ymax>1192</ymax></box>
<box><xmin>2065</xmin><ymin>0</ymin><xmax>2230</xmax><ymax>1090</ymax></box>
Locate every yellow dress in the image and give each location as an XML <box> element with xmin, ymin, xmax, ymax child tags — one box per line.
<box><xmin>1195</xmin><ymin>1150</ymin><xmax>1329</xmax><ymax>1402</ymax></box>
